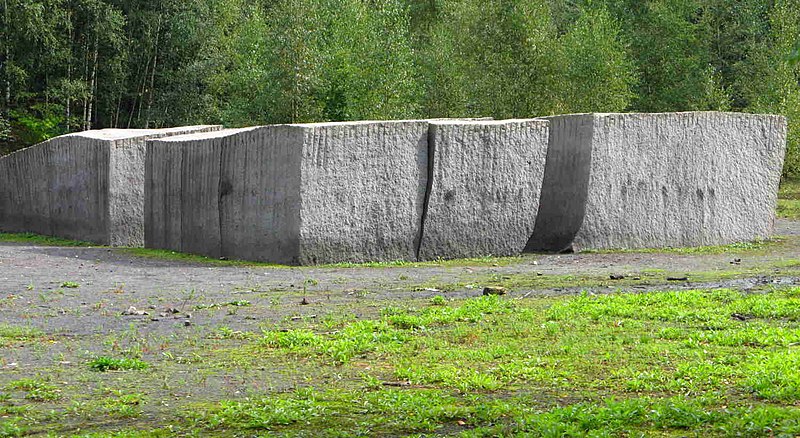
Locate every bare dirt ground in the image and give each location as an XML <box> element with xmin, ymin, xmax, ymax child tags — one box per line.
<box><xmin>1</xmin><ymin>220</ymin><xmax>799</xmax><ymax>338</ymax></box>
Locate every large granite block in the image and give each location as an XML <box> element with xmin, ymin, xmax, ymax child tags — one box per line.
<box><xmin>527</xmin><ymin>112</ymin><xmax>787</xmax><ymax>252</ymax></box>
<box><xmin>418</xmin><ymin>119</ymin><xmax>549</xmax><ymax>260</ymax></box>
<box><xmin>0</xmin><ymin>126</ymin><xmax>221</xmax><ymax>246</ymax></box>
<box><xmin>146</xmin><ymin>121</ymin><xmax>428</xmax><ymax>264</ymax></box>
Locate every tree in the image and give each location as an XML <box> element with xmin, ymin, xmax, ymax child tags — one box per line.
<box><xmin>607</xmin><ymin>0</ymin><xmax>731</xmax><ymax>112</ymax></box>
<box><xmin>421</xmin><ymin>0</ymin><xmax>562</xmax><ymax>118</ymax></box>
<box><xmin>555</xmin><ymin>5</ymin><xmax>637</xmax><ymax>113</ymax></box>
<box><xmin>735</xmin><ymin>0</ymin><xmax>800</xmax><ymax>177</ymax></box>
<box><xmin>209</xmin><ymin>0</ymin><xmax>420</xmax><ymax>126</ymax></box>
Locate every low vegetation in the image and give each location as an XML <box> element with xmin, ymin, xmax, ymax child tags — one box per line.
<box><xmin>3</xmin><ymin>287</ymin><xmax>800</xmax><ymax>435</ymax></box>
<box><xmin>87</xmin><ymin>356</ymin><xmax>150</xmax><ymax>372</ymax></box>
<box><xmin>779</xmin><ymin>178</ymin><xmax>800</xmax><ymax>220</ymax></box>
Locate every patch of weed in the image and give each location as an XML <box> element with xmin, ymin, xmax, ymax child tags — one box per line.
<box><xmin>6</xmin><ymin>378</ymin><xmax>62</xmax><ymax>402</ymax></box>
<box><xmin>0</xmin><ymin>232</ymin><xmax>94</xmax><ymax>247</ymax></box>
<box><xmin>194</xmin><ymin>300</ymin><xmax>251</xmax><ymax>310</ymax></box>
<box><xmin>88</xmin><ymin>356</ymin><xmax>150</xmax><ymax>372</ymax></box>
<box><xmin>0</xmin><ymin>324</ymin><xmax>45</xmax><ymax>347</ymax></box>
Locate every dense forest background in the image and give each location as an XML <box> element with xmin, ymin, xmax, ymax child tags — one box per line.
<box><xmin>1</xmin><ymin>0</ymin><xmax>799</xmax><ymax>175</ymax></box>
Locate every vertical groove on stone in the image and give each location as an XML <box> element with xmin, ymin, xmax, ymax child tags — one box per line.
<box><xmin>164</xmin><ymin>142</ymin><xmax>183</xmax><ymax>251</ymax></box>
<box><xmin>416</xmin><ymin>123</ymin><xmax>436</xmax><ymax>261</ymax></box>
<box><xmin>144</xmin><ymin>140</ymin><xmax>156</xmax><ymax>248</ymax></box>
<box><xmin>216</xmin><ymin>136</ymin><xmax>226</xmax><ymax>259</ymax></box>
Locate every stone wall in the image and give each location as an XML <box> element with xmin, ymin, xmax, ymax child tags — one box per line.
<box><xmin>4</xmin><ymin>112</ymin><xmax>786</xmax><ymax>263</ymax></box>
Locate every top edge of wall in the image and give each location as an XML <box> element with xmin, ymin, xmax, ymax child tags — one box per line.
<box><xmin>282</xmin><ymin>117</ymin><xmax>493</xmax><ymax>128</ymax></box>
<box><xmin>536</xmin><ymin>111</ymin><xmax>785</xmax><ymax>119</ymax></box>
<box><xmin>150</xmin><ymin>126</ymin><xmax>262</xmax><ymax>143</ymax></box>
<box><xmin>429</xmin><ymin>118</ymin><xmax>547</xmax><ymax>126</ymax></box>
<box><xmin>0</xmin><ymin>125</ymin><xmax>224</xmax><ymax>159</ymax></box>
<box><xmin>64</xmin><ymin>125</ymin><xmax>223</xmax><ymax>141</ymax></box>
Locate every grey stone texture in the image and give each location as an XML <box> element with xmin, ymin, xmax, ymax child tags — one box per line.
<box><xmin>527</xmin><ymin>112</ymin><xmax>787</xmax><ymax>252</ymax></box>
<box><xmin>418</xmin><ymin>119</ymin><xmax>549</xmax><ymax>260</ymax></box>
<box><xmin>146</xmin><ymin>121</ymin><xmax>429</xmax><ymax>265</ymax></box>
<box><xmin>0</xmin><ymin>126</ymin><xmax>221</xmax><ymax>246</ymax></box>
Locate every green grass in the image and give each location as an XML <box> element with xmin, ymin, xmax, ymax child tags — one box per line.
<box><xmin>186</xmin><ymin>390</ymin><xmax>800</xmax><ymax>436</ymax></box>
<box><xmin>582</xmin><ymin>237</ymin><xmax>785</xmax><ymax>255</ymax></box>
<box><xmin>6</xmin><ymin>378</ymin><xmax>62</xmax><ymax>402</ymax></box>
<box><xmin>0</xmin><ymin>324</ymin><xmax>45</xmax><ymax>347</ymax></box>
<box><xmin>0</xmin><ymin>232</ymin><xmax>95</xmax><ymax>247</ymax></box>
<box><xmin>122</xmin><ymin>247</ymin><xmax>525</xmax><ymax>268</ymax></box>
<box><xmin>87</xmin><ymin>356</ymin><xmax>150</xmax><ymax>372</ymax></box>
<box><xmin>780</xmin><ymin>178</ymin><xmax>800</xmax><ymax>200</ymax></box>
<box><xmin>0</xmin><ymin>231</ymin><xmax>525</xmax><ymax>268</ymax></box>
<box><xmin>778</xmin><ymin>199</ymin><xmax>800</xmax><ymax>219</ymax></box>
<box><xmin>7</xmin><ymin>287</ymin><xmax>800</xmax><ymax>435</ymax></box>
<box><xmin>406</xmin><ymin>258</ymin><xmax>800</xmax><ymax>294</ymax></box>
<box><xmin>182</xmin><ymin>288</ymin><xmax>800</xmax><ymax>435</ymax></box>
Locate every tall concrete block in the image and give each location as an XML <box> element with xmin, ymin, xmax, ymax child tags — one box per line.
<box><xmin>218</xmin><ymin>126</ymin><xmax>303</xmax><ymax>264</ymax></box>
<box><xmin>295</xmin><ymin>121</ymin><xmax>428</xmax><ymax>264</ymax></box>
<box><xmin>146</xmin><ymin>121</ymin><xmax>428</xmax><ymax>265</ymax></box>
<box><xmin>0</xmin><ymin>125</ymin><xmax>221</xmax><ymax>246</ymax></box>
<box><xmin>527</xmin><ymin>112</ymin><xmax>787</xmax><ymax>252</ymax></box>
<box><xmin>418</xmin><ymin>119</ymin><xmax>549</xmax><ymax>260</ymax></box>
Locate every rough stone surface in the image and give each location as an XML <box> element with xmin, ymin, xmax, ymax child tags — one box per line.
<box><xmin>146</xmin><ymin>121</ymin><xmax>428</xmax><ymax>264</ymax></box>
<box><xmin>294</xmin><ymin>121</ymin><xmax>428</xmax><ymax>264</ymax></box>
<box><xmin>418</xmin><ymin>119</ymin><xmax>549</xmax><ymax>260</ymax></box>
<box><xmin>0</xmin><ymin>126</ymin><xmax>221</xmax><ymax>246</ymax></box>
<box><xmin>528</xmin><ymin>112</ymin><xmax>787</xmax><ymax>252</ymax></box>
<box><xmin>146</xmin><ymin>128</ymin><xmax>254</xmax><ymax>258</ymax></box>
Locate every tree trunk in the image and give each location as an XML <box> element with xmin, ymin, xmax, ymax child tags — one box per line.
<box><xmin>145</xmin><ymin>16</ymin><xmax>161</xmax><ymax>128</ymax></box>
<box><xmin>66</xmin><ymin>10</ymin><xmax>72</xmax><ymax>131</ymax></box>
<box><xmin>133</xmin><ymin>53</ymin><xmax>150</xmax><ymax>127</ymax></box>
<box><xmin>3</xmin><ymin>0</ymin><xmax>11</xmax><ymax>111</ymax></box>
<box><xmin>87</xmin><ymin>24</ymin><xmax>99</xmax><ymax>130</ymax></box>
<box><xmin>82</xmin><ymin>37</ymin><xmax>89</xmax><ymax>131</ymax></box>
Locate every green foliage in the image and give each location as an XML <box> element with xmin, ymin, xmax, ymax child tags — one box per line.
<box><xmin>613</xmin><ymin>0</ymin><xmax>730</xmax><ymax>112</ymax></box>
<box><xmin>8</xmin><ymin>104</ymin><xmax>66</xmax><ymax>145</ymax></box>
<box><xmin>421</xmin><ymin>0</ymin><xmax>562</xmax><ymax>118</ymax></box>
<box><xmin>0</xmin><ymin>114</ymin><xmax>11</xmax><ymax>144</ymax></box>
<box><xmin>1</xmin><ymin>0</ymin><xmax>799</xmax><ymax>177</ymax></box>
<box><xmin>556</xmin><ymin>6</ymin><xmax>637</xmax><ymax>113</ymax></box>
<box><xmin>210</xmin><ymin>0</ymin><xmax>420</xmax><ymax>125</ymax></box>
